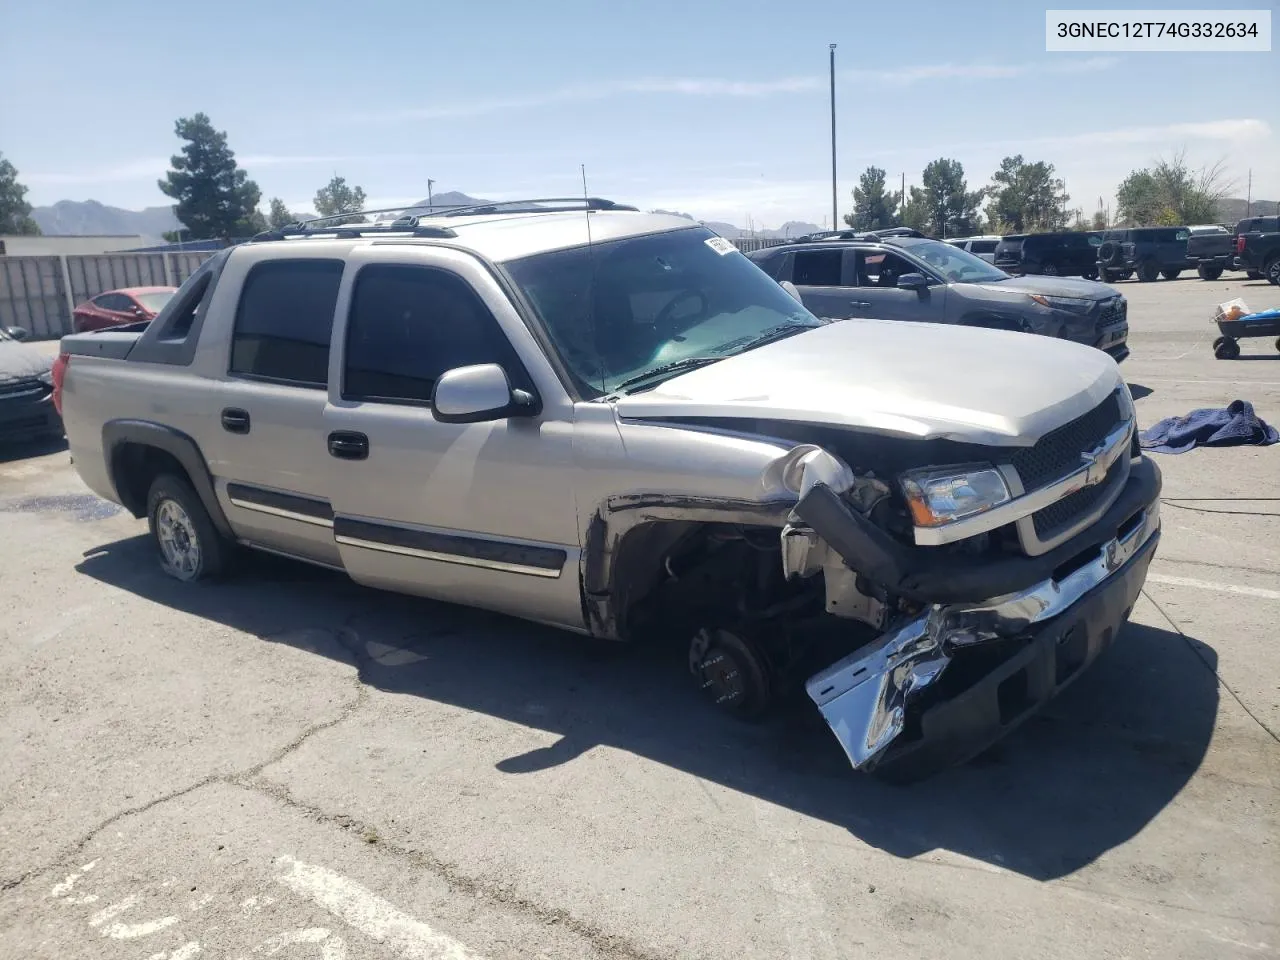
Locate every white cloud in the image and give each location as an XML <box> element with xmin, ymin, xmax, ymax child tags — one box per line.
<box><xmin>354</xmin><ymin>57</ymin><xmax>1119</xmax><ymax>123</ymax></box>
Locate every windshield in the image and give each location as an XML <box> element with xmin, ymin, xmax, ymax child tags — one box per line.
<box><xmin>134</xmin><ymin>290</ymin><xmax>176</xmax><ymax>313</ymax></box>
<box><xmin>503</xmin><ymin>227</ymin><xmax>822</xmax><ymax>397</ymax></box>
<box><xmin>890</xmin><ymin>237</ymin><xmax>1010</xmax><ymax>283</ymax></box>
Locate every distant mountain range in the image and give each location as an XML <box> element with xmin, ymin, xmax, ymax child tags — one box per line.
<box><xmin>1218</xmin><ymin>197</ymin><xmax>1278</xmax><ymax>224</ymax></box>
<box><xmin>29</xmin><ymin>192</ymin><xmax>826</xmax><ymax>244</ymax></box>
<box><xmin>30</xmin><ymin>200</ymin><xmax>183</xmax><ymax>240</ymax></box>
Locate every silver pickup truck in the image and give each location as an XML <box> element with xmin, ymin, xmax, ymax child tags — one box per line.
<box><xmin>55</xmin><ymin>199</ymin><xmax>1162</xmax><ymax>779</ymax></box>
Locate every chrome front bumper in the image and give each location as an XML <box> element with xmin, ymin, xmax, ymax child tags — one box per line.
<box><xmin>805</xmin><ymin>497</ymin><xmax>1161</xmax><ymax>771</ymax></box>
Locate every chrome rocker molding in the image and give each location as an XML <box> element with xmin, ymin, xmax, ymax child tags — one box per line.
<box><xmin>806</xmin><ymin>497</ymin><xmax>1160</xmax><ymax>770</ymax></box>
<box><xmin>913</xmin><ymin>416</ymin><xmax>1135</xmax><ymax>547</ymax></box>
<box><xmin>226</xmin><ymin>482</ymin><xmax>335</xmax><ymax>528</ymax></box>
<box><xmin>332</xmin><ymin>517</ymin><xmax>567</xmax><ymax>579</ymax></box>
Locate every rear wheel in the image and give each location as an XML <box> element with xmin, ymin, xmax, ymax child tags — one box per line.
<box><xmin>1246</xmin><ymin>270</ymin><xmax>1263</xmax><ymax>280</ymax></box>
<box><xmin>1119</xmin><ymin>270</ymin><xmax>1134</xmax><ymax>281</ymax></box>
<box><xmin>1161</xmin><ymin>269</ymin><xmax>1182</xmax><ymax>280</ymax></box>
<box><xmin>1213</xmin><ymin>336</ymin><xmax>1240</xmax><ymax>360</ymax></box>
<box><xmin>1267</xmin><ymin>258</ymin><xmax>1280</xmax><ymax>286</ymax></box>
<box><xmin>1137</xmin><ymin>260</ymin><xmax>1160</xmax><ymax>283</ymax></box>
<box><xmin>1198</xmin><ymin>264</ymin><xmax>1224</xmax><ymax>281</ymax></box>
<box><xmin>1041</xmin><ymin>262</ymin><xmax>1060</xmax><ymax>276</ymax></box>
<box><xmin>146</xmin><ymin>474</ymin><xmax>229</xmax><ymax>582</ymax></box>
<box><xmin>1083</xmin><ymin>268</ymin><xmax>1099</xmax><ymax>281</ymax></box>
<box><xmin>1098</xmin><ymin>267</ymin><xmax>1115</xmax><ymax>283</ymax></box>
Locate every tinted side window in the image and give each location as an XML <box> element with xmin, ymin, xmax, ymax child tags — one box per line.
<box><xmin>230</xmin><ymin>259</ymin><xmax>343</xmax><ymax>387</ymax></box>
<box><xmin>970</xmin><ymin>240</ymin><xmax>998</xmax><ymax>254</ymax></box>
<box><xmin>792</xmin><ymin>250</ymin><xmax>843</xmax><ymax>286</ymax></box>
<box><xmin>95</xmin><ymin>293</ymin><xmax>129</xmax><ymax>310</ymax></box>
<box><xmin>344</xmin><ymin>264</ymin><xmax>524</xmax><ymax>405</ymax></box>
<box><xmin>752</xmin><ymin>252</ymin><xmax>786</xmax><ymax>280</ymax></box>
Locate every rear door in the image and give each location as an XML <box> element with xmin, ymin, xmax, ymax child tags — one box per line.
<box><xmin>320</xmin><ymin>246</ymin><xmax>584</xmax><ymax>630</ymax></box>
<box><xmin>789</xmin><ymin>248</ymin><xmax>858</xmax><ymax>319</ymax></box>
<box><xmin>201</xmin><ymin>250</ymin><xmax>345</xmax><ymax>566</ymax></box>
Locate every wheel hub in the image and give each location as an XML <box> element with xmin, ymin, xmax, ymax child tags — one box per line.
<box><xmin>689</xmin><ymin>628</ymin><xmax>771</xmax><ymax>716</ymax></box>
<box><xmin>155</xmin><ymin>498</ymin><xmax>201</xmax><ymax>580</ymax></box>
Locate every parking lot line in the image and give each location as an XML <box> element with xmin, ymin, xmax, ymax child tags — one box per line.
<box><xmin>1145</xmin><ymin>572</ymin><xmax>1280</xmax><ymax>601</ymax></box>
<box><xmin>274</xmin><ymin>855</ymin><xmax>483</xmax><ymax>960</ymax></box>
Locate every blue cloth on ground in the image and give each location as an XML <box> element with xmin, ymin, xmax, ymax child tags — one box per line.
<box><xmin>1139</xmin><ymin>399</ymin><xmax>1279</xmax><ymax>454</ymax></box>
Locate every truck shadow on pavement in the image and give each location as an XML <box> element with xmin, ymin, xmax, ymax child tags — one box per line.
<box><xmin>77</xmin><ymin>535</ymin><xmax>1219</xmax><ymax>883</ymax></box>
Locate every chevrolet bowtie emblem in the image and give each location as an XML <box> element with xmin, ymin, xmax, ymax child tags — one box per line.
<box><xmin>1080</xmin><ymin>448</ymin><xmax>1107</xmax><ymax>487</ymax></box>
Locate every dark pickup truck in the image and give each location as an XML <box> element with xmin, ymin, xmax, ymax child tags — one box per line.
<box><xmin>1185</xmin><ymin>224</ymin><xmax>1235</xmax><ymax>280</ymax></box>
<box><xmin>1236</xmin><ymin>216</ymin><xmax>1280</xmax><ymax>286</ymax></box>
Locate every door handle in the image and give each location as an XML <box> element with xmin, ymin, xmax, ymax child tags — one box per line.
<box><xmin>327</xmin><ymin>431</ymin><xmax>369</xmax><ymax>461</ymax></box>
<box><xmin>220</xmin><ymin>408</ymin><xmax>251</xmax><ymax>434</ymax></box>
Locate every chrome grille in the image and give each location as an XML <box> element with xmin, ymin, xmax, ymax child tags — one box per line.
<box><xmin>1099</xmin><ymin>297</ymin><xmax>1126</xmax><ymax>327</ymax></box>
<box><xmin>1031</xmin><ymin>459</ymin><xmax>1126</xmax><ymax>539</ymax></box>
<box><xmin>1011</xmin><ymin>392</ymin><xmax>1123</xmax><ymax>491</ymax></box>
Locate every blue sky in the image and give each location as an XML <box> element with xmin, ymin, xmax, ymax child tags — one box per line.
<box><xmin>3</xmin><ymin>0</ymin><xmax>1276</xmax><ymax>227</ymax></box>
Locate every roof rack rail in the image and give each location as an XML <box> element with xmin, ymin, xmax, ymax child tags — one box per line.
<box><xmin>248</xmin><ymin>196</ymin><xmax>639</xmax><ymax>243</ymax></box>
<box><xmin>436</xmin><ymin>197</ymin><xmax>638</xmax><ymax>217</ymax></box>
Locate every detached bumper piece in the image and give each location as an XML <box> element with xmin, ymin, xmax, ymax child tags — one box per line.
<box><xmin>801</xmin><ymin>463</ymin><xmax>1161</xmax><ymax>777</ymax></box>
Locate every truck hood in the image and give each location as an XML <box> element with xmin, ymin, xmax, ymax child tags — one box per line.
<box><xmin>967</xmin><ymin>275</ymin><xmax>1117</xmax><ymax>299</ymax></box>
<box><xmin>613</xmin><ymin>318</ymin><xmax>1122</xmax><ymax>446</ymax></box>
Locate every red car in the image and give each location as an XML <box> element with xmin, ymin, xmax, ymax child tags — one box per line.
<box><xmin>72</xmin><ymin>286</ymin><xmax>177</xmax><ymax>333</ymax></box>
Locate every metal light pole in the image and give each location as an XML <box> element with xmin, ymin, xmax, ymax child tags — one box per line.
<box><xmin>829</xmin><ymin>44</ymin><xmax>838</xmax><ymax>232</ymax></box>
<box><xmin>427</xmin><ymin>179</ymin><xmax>435</xmax><ymax>212</ymax></box>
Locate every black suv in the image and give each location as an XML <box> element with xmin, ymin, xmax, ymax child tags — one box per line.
<box><xmin>747</xmin><ymin>233</ymin><xmax>1129</xmax><ymax>362</ymax></box>
<box><xmin>993</xmin><ymin>232</ymin><xmax>1101</xmax><ymax>279</ymax></box>
<box><xmin>1096</xmin><ymin>227</ymin><xmax>1192</xmax><ymax>282</ymax></box>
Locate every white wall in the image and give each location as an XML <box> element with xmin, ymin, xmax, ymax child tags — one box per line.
<box><xmin>0</xmin><ymin>235</ymin><xmax>146</xmax><ymax>256</ymax></box>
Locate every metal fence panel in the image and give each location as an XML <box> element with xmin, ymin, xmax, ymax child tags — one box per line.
<box><xmin>1</xmin><ymin>251</ymin><xmax>218</xmax><ymax>339</ymax></box>
<box><xmin>67</xmin><ymin>254</ymin><xmax>168</xmax><ymax>305</ymax></box>
<box><xmin>731</xmin><ymin>238</ymin><xmax>789</xmax><ymax>253</ymax></box>
<box><xmin>0</xmin><ymin>257</ymin><xmax>68</xmax><ymax>339</ymax></box>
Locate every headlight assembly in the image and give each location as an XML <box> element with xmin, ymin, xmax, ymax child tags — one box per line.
<box><xmin>1029</xmin><ymin>294</ymin><xmax>1094</xmax><ymax>313</ymax></box>
<box><xmin>900</xmin><ymin>464</ymin><xmax>1011</xmax><ymax>528</ymax></box>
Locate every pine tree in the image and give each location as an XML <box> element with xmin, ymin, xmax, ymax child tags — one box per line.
<box><xmin>157</xmin><ymin>114</ymin><xmax>262</xmax><ymax>240</ymax></box>
<box><xmin>0</xmin><ymin>152</ymin><xmax>41</xmax><ymax>235</ymax></box>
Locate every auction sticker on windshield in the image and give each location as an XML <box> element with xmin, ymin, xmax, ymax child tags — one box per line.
<box><xmin>705</xmin><ymin>236</ymin><xmax>738</xmax><ymax>255</ymax></box>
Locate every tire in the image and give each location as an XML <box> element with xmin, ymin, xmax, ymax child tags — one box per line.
<box><xmin>1137</xmin><ymin>260</ymin><xmax>1160</xmax><ymax>283</ymax></box>
<box><xmin>1198</xmin><ymin>264</ymin><xmax>1224</xmax><ymax>281</ymax></box>
<box><xmin>1161</xmin><ymin>269</ymin><xmax>1182</xmax><ymax>281</ymax></box>
<box><xmin>1213</xmin><ymin>337</ymin><xmax>1240</xmax><ymax>360</ymax></box>
<box><xmin>1097</xmin><ymin>242</ymin><xmax>1119</xmax><ymax>264</ymax></box>
<box><xmin>1247</xmin><ymin>270</ymin><xmax>1263</xmax><ymax>280</ymax></box>
<box><xmin>1275</xmin><ymin>337</ymin><xmax>1280</xmax><ymax>354</ymax></box>
<box><xmin>1098</xmin><ymin>267</ymin><xmax>1115</xmax><ymax>283</ymax></box>
<box><xmin>146</xmin><ymin>473</ymin><xmax>229</xmax><ymax>582</ymax></box>
<box><xmin>1267</xmin><ymin>258</ymin><xmax>1280</xmax><ymax>286</ymax></box>
<box><xmin>1083</xmin><ymin>268</ymin><xmax>1099</xmax><ymax>281</ymax></box>
<box><xmin>1119</xmin><ymin>270</ymin><xmax>1134</xmax><ymax>281</ymax></box>
<box><xmin>1041</xmin><ymin>262</ymin><xmax>1060</xmax><ymax>276</ymax></box>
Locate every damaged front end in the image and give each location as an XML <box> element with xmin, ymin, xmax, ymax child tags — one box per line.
<box><xmin>784</xmin><ymin>451</ymin><xmax>1162</xmax><ymax>774</ymax></box>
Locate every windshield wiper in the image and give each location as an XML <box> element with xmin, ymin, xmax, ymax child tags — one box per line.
<box><xmin>610</xmin><ymin>356</ymin><xmax>725</xmax><ymax>395</ymax></box>
<box><xmin>714</xmin><ymin>320</ymin><xmax>818</xmax><ymax>355</ymax></box>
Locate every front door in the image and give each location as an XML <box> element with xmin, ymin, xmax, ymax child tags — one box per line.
<box><xmin>848</xmin><ymin>249</ymin><xmax>942</xmax><ymax>322</ymax></box>
<box><xmin>320</xmin><ymin>246</ymin><xmax>584</xmax><ymax>631</ymax></box>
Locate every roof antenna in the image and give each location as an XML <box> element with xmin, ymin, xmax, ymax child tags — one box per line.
<box><xmin>581</xmin><ymin>164</ymin><xmax>606</xmax><ymax>396</ymax></box>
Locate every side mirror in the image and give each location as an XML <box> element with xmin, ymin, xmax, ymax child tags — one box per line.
<box><xmin>431</xmin><ymin>363</ymin><xmax>538</xmax><ymax>424</ymax></box>
<box><xmin>897</xmin><ymin>273</ymin><xmax>929</xmax><ymax>291</ymax></box>
<box><xmin>5</xmin><ymin>326</ymin><xmax>30</xmax><ymax>341</ymax></box>
<box><xmin>779</xmin><ymin>280</ymin><xmax>804</xmax><ymax>304</ymax></box>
